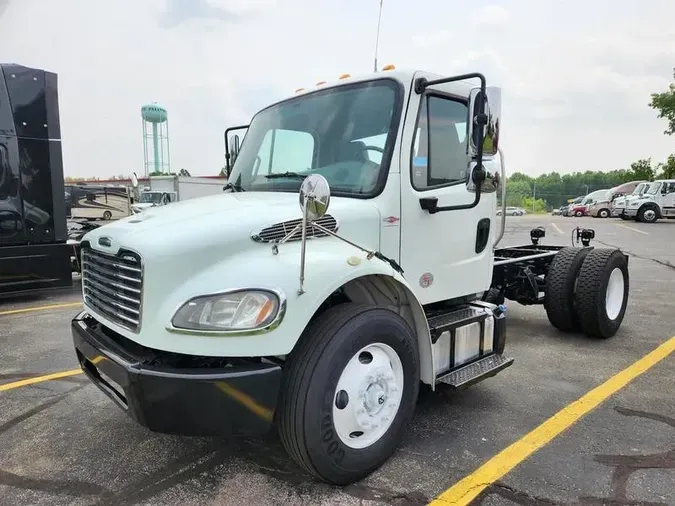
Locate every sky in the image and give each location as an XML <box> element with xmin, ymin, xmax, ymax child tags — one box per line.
<box><xmin>0</xmin><ymin>0</ymin><xmax>674</xmax><ymax>179</ymax></box>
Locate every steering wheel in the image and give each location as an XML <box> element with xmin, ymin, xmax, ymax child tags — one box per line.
<box><xmin>363</xmin><ymin>145</ymin><xmax>385</xmax><ymax>155</ymax></box>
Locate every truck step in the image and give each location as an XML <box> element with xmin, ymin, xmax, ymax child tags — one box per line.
<box><xmin>427</xmin><ymin>305</ymin><xmax>489</xmax><ymax>343</ymax></box>
<box><xmin>436</xmin><ymin>354</ymin><xmax>514</xmax><ymax>389</ymax></box>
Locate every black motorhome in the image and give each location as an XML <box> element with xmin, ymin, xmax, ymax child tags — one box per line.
<box><xmin>0</xmin><ymin>63</ymin><xmax>72</xmax><ymax>296</ymax></box>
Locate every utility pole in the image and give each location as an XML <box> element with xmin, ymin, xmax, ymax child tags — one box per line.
<box><xmin>532</xmin><ymin>180</ymin><xmax>536</xmax><ymax>213</ymax></box>
<box><xmin>373</xmin><ymin>0</ymin><xmax>384</xmax><ymax>72</ymax></box>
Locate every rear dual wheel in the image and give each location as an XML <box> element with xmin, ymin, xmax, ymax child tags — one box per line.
<box><xmin>277</xmin><ymin>303</ymin><xmax>419</xmax><ymax>485</ymax></box>
<box><xmin>545</xmin><ymin>247</ymin><xmax>629</xmax><ymax>338</ymax></box>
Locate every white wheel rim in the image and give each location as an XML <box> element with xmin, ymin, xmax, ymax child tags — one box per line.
<box><xmin>332</xmin><ymin>343</ymin><xmax>404</xmax><ymax>450</ymax></box>
<box><xmin>605</xmin><ymin>268</ymin><xmax>625</xmax><ymax>320</ymax></box>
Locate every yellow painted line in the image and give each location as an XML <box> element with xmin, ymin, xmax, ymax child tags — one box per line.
<box><xmin>0</xmin><ymin>301</ymin><xmax>82</xmax><ymax>316</ymax></box>
<box><xmin>429</xmin><ymin>336</ymin><xmax>675</xmax><ymax>506</ymax></box>
<box><xmin>550</xmin><ymin>222</ymin><xmax>563</xmax><ymax>234</ymax></box>
<box><xmin>0</xmin><ymin>368</ymin><xmax>83</xmax><ymax>392</ymax></box>
<box><xmin>616</xmin><ymin>223</ymin><xmax>649</xmax><ymax>236</ymax></box>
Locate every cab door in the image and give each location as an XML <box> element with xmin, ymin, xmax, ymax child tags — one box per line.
<box><xmin>661</xmin><ymin>181</ymin><xmax>675</xmax><ymax>217</ymax></box>
<box><xmin>399</xmin><ymin>72</ymin><xmax>500</xmax><ymax>305</ymax></box>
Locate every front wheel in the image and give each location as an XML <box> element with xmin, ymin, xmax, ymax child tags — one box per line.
<box><xmin>598</xmin><ymin>209</ymin><xmax>610</xmax><ymax>218</ymax></box>
<box><xmin>277</xmin><ymin>303</ymin><xmax>420</xmax><ymax>485</ymax></box>
<box><xmin>575</xmin><ymin>210</ymin><xmax>583</xmax><ymax>217</ymax></box>
<box><xmin>103</xmin><ymin>210</ymin><xmax>112</xmax><ymax>220</ymax></box>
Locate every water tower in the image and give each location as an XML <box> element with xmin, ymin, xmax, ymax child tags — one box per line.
<box><xmin>141</xmin><ymin>103</ymin><xmax>170</xmax><ymax>176</ymax></box>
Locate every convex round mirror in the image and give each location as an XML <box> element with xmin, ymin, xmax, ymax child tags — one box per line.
<box><xmin>299</xmin><ymin>174</ymin><xmax>331</xmax><ymax>221</ymax></box>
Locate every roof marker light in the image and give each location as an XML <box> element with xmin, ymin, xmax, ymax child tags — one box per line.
<box><xmin>339</xmin><ymin>73</ymin><xmax>351</xmax><ymax>79</ymax></box>
<box><xmin>382</xmin><ymin>64</ymin><xmax>396</xmax><ymax>71</ymax></box>
<box><xmin>316</xmin><ymin>81</ymin><xmax>326</xmax><ymax>86</ymax></box>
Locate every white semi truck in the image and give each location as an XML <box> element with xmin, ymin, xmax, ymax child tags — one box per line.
<box><xmin>622</xmin><ymin>179</ymin><xmax>675</xmax><ymax>223</ymax></box>
<box><xmin>71</xmin><ymin>68</ymin><xmax>630</xmax><ymax>485</ymax></box>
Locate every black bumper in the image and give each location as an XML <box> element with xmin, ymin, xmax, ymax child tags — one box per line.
<box><xmin>71</xmin><ymin>312</ymin><xmax>282</xmax><ymax>437</ymax></box>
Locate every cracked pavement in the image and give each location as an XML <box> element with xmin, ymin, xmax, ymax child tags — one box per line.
<box><xmin>0</xmin><ymin>215</ymin><xmax>673</xmax><ymax>506</ymax></box>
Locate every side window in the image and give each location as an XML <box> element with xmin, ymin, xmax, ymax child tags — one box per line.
<box><xmin>412</xmin><ymin>95</ymin><xmax>469</xmax><ymax>191</ymax></box>
<box><xmin>255</xmin><ymin>129</ymin><xmax>314</xmax><ymax>175</ymax></box>
<box><xmin>664</xmin><ymin>182</ymin><xmax>675</xmax><ymax>194</ymax></box>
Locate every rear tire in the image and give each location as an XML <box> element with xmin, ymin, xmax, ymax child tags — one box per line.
<box><xmin>575</xmin><ymin>249</ymin><xmax>629</xmax><ymax>339</ymax></box>
<box><xmin>544</xmin><ymin>247</ymin><xmax>591</xmax><ymax>332</ymax></box>
<box><xmin>103</xmin><ymin>211</ymin><xmax>112</xmax><ymax>220</ymax></box>
<box><xmin>277</xmin><ymin>303</ymin><xmax>420</xmax><ymax>485</ymax></box>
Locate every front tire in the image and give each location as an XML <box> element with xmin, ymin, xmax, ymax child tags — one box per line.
<box><xmin>278</xmin><ymin>303</ymin><xmax>420</xmax><ymax>485</ymax></box>
<box><xmin>103</xmin><ymin>210</ymin><xmax>112</xmax><ymax>220</ymax></box>
<box><xmin>637</xmin><ymin>206</ymin><xmax>658</xmax><ymax>223</ymax></box>
<box><xmin>598</xmin><ymin>208</ymin><xmax>610</xmax><ymax>218</ymax></box>
<box><xmin>575</xmin><ymin>249</ymin><xmax>629</xmax><ymax>339</ymax></box>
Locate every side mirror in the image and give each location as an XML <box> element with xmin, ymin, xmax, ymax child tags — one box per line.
<box><xmin>468</xmin><ymin>86</ymin><xmax>501</xmax><ymax>159</ymax></box>
<box><xmin>224</xmin><ymin>124</ymin><xmax>249</xmax><ymax>176</ymax></box>
<box><xmin>231</xmin><ymin>135</ymin><xmax>241</xmax><ymax>165</ymax></box>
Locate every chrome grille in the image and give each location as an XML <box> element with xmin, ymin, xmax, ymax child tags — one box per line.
<box><xmin>82</xmin><ymin>247</ymin><xmax>143</xmax><ymax>332</ymax></box>
<box><xmin>251</xmin><ymin>214</ymin><xmax>338</xmax><ymax>243</ymax></box>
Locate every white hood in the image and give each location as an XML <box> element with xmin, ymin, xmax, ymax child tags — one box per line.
<box><xmin>83</xmin><ymin>191</ymin><xmax>382</xmax><ymax>264</ymax></box>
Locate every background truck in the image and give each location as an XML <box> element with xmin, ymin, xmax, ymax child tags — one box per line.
<box><xmin>72</xmin><ymin>68</ymin><xmax>630</xmax><ymax>486</ymax></box>
<box><xmin>130</xmin><ymin>174</ymin><xmax>226</xmax><ymax>214</ymax></box>
<box><xmin>611</xmin><ymin>181</ymin><xmax>652</xmax><ymax>218</ymax></box>
<box><xmin>622</xmin><ymin>179</ymin><xmax>675</xmax><ymax>223</ymax></box>
<box><xmin>0</xmin><ymin>63</ymin><xmax>72</xmax><ymax>296</ymax></box>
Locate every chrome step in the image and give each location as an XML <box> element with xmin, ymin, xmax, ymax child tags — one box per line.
<box><xmin>436</xmin><ymin>354</ymin><xmax>514</xmax><ymax>389</ymax></box>
<box><xmin>427</xmin><ymin>305</ymin><xmax>489</xmax><ymax>343</ymax></box>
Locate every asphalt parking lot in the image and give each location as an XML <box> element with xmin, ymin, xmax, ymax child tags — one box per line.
<box><xmin>1</xmin><ymin>215</ymin><xmax>674</xmax><ymax>506</ymax></box>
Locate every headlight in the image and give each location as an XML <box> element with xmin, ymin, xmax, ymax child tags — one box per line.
<box><xmin>171</xmin><ymin>289</ymin><xmax>283</xmax><ymax>333</ymax></box>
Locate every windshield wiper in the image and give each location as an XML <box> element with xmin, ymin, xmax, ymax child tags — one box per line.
<box><xmin>223</xmin><ymin>182</ymin><xmax>245</xmax><ymax>192</ymax></box>
<box><xmin>264</xmin><ymin>172</ymin><xmax>307</xmax><ymax>180</ymax></box>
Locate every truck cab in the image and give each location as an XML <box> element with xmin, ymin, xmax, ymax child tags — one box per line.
<box><xmin>130</xmin><ymin>189</ymin><xmax>177</xmax><ymax>214</ymax></box>
<box><xmin>612</xmin><ymin>181</ymin><xmax>651</xmax><ymax>218</ymax></box>
<box><xmin>624</xmin><ymin>179</ymin><xmax>675</xmax><ymax>223</ymax></box>
<box><xmin>71</xmin><ymin>68</ymin><xmax>630</xmax><ymax>485</ymax></box>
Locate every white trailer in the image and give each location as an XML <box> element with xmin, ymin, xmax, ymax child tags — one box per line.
<box><xmin>130</xmin><ymin>175</ymin><xmax>227</xmax><ymax>214</ymax></box>
<box><xmin>71</xmin><ymin>68</ymin><xmax>630</xmax><ymax>486</ymax></box>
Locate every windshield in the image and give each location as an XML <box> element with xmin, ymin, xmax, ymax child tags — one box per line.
<box><xmin>227</xmin><ymin>79</ymin><xmax>401</xmax><ymax>197</ymax></box>
<box><xmin>140</xmin><ymin>192</ymin><xmax>163</xmax><ymax>203</ymax></box>
<box><xmin>647</xmin><ymin>183</ymin><xmax>661</xmax><ymax>195</ymax></box>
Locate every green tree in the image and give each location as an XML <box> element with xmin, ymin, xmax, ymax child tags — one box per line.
<box><xmin>628</xmin><ymin>158</ymin><xmax>655</xmax><ymax>181</ymax></box>
<box><xmin>649</xmin><ymin>82</ymin><xmax>675</xmax><ymax>135</ymax></box>
<box><xmin>656</xmin><ymin>154</ymin><xmax>675</xmax><ymax>179</ymax></box>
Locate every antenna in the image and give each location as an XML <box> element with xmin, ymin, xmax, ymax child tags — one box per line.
<box><xmin>373</xmin><ymin>0</ymin><xmax>384</xmax><ymax>72</ymax></box>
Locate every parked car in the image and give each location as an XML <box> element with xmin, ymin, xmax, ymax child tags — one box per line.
<box><xmin>497</xmin><ymin>206</ymin><xmax>525</xmax><ymax>216</ymax></box>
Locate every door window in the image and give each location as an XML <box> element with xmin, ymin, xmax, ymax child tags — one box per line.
<box><xmin>411</xmin><ymin>95</ymin><xmax>469</xmax><ymax>191</ymax></box>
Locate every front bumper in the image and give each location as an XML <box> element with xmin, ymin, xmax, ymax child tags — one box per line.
<box><xmin>72</xmin><ymin>311</ymin><xmax>282</xmax><ymax>437</ymax></box>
